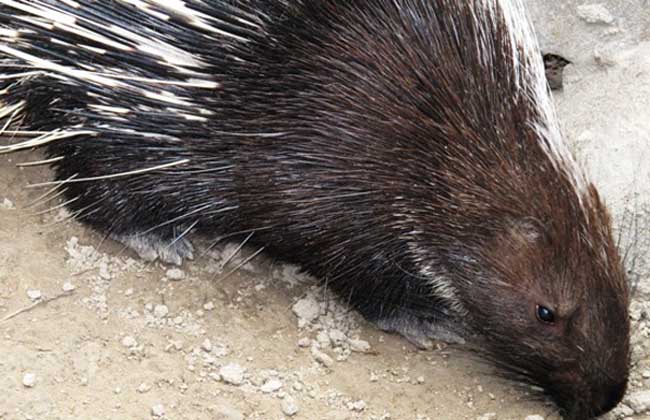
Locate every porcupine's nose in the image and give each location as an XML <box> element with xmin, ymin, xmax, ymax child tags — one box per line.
<box><xmin>593</xmin><ymin>380</ymin><xmax>627</xmax><ymax>416</ymax></box>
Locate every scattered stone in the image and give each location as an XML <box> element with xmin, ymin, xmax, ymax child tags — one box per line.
<box><xmin>605</xmin><ymin>403</ymin><xmax>634</xmax><ymax>419</ymax></box>
<box><xmin>219</xmin><ymin>363</ymin><xmax>245</xmax><ymax>386</ymax></box>
<box><xmin>292</xmin><ymin>295</ymin><xmax>321</xmax><ymax>328</ymax></box>
<box><xmin>151</xmin><ymin>403</ymin><xmax>165</xmax><ymax>417</ymax></box>
<box><xmin>328</xmin><ymin>329</ymin><xmax>347</xmax><ymax>345</ymax></box>
<box><xmin>137</xmin><ymin>383</ymin><xmax>151</xmax><ymax>393</ymax></box>
<box><xmin>98</xmin><ymin>261</ymin><xmax>112</xmax><ymax>280</ymax></box>
<box><xmin>153</xmin><ymin>304</ymin><xmax>169</xmax><ymax>318</ymax></box>
<box><xmin>347</xmin><ymin>400</ymin><xmax>367</xmax><ymax>412</ymax></box>
<box><xmin>166</xmin><ymin>268</ymin><xmax>185</xmax><ymax>281</ymax></box>
<box><xmin>203</xmin><ymin>301</ymin><xmax>215</xmax><ymax>311</ymax></box>
<box><xmin>1</xmin><ymin>198</ymin><xmax>14</xmax><ymax>209</ymax></box>
<box><xmin>22</xmin><ymin>372</ymin><xmax>36</xmax><ymax>388</ymax></box>
<box><xmin>577</xmin><ymin>4</ymin><xmax>614</xmax><ymax>24</ymax></box>
<box><xmin>281</xmin><ymin>396</ymin><xmax>299</xmax><ymax>416</ymax></box>
<box><xmin>524</xmin><ymin>416</ymin><xmax>544</xmax><ymax>420</ymax></box>
<box><xmin>297</xmin><ymin>338</ymin><xmax>311</xmax><ymax>348</ymax></box>
<box><xmin>316</xmin><ymin>330</ymin><xmax>331</xmax><ymax>347</ymax></box>
<box><xmin>168</xmin><ymin>340</ymin><xmax>184</xmax><ymax>351</ymax></box>
<box><xmin>62</xmin><ymin>282</ymin><xmax>76</xmax><ymax>292</ymax></box>
<box><xmin>201</xmin><ymin>339</ymin><xmax>213</xmax><ymax>352</ymax></box>
<box><xmin>477</xmin><ymin>413</ymin><xmax>496</xmax><ymax>420</ymax></box>
<box><xmin>211</xmin><ymin>405</ymin><xmax>244</xmax><ymax>420</ymax></box>
<box><xmin>26</xmin><ymin>289</ymin><xmax>42</xmax><ymax>301</ymax></box>
<box><xmin>311</xmin><ymin>347</ymin><xmax>334</xmax><ymax>368</ymax></box>
<box><xmin>626</xmin><ymin>390</ymin><xmax>650</xmax><ymax>413</ymax></box>
<box><xmin>121</xmin><ymin>336</ymin><xmax>138</xmax><ymax>348</ymax></box>
<box><xmin>261</xmin><ymin>378</ymin><xmax>283</xmax><ymax>393</ymax></box>
<box><xmin>124</xmin><ymin>288</ymin><xmax>134</xmax><ymax>296</ymax></box>
<box><xmin>643</xmin><ymin>370</ymin><xmax>650</xmax><ymax>379</ymax></box>
<box><xmin>349</xmin><ymin>339</ymin><xmax>371</xmax><ymax>353</ymax></box>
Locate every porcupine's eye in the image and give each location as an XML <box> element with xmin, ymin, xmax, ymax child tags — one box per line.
<box><xmin>536</xmin><ymin>305</ymin><xmax>555</xmax><ymax>324</ymax></box>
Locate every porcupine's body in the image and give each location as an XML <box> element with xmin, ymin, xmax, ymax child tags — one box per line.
<box><xmin>0</xmin><ymin>1</ymin><xmax>630</xmax><ymax>418</ymax></box>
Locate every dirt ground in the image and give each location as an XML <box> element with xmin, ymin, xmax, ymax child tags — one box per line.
<box><xmin>1</xmin><ymin>1</ymin><xmax>649</xmax><ymax>420</ymax></box>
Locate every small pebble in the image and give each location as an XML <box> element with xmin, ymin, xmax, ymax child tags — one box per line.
<box><xmin>27</xmin><ymin>289</ymin><xmax>42</xmax><ymax>301</ymax></box>
<box><xmin>311</xmin><ymin>347</ymin><xmax>334</xmax><ymax>368</ymax></box>
<box><xmin>166</xmin><ymin>268</ymin><xmax>185</xmax><ymax>280</ymax></box>
<box><xmin>62</xmin><ymin>282</ymin><xmax>76</xmax><ymax>292</ymax></box>
<box><xmin>642</xmin><ymin>370</ymin><xmax>650</xmax><ymax>379</ymax></box>
<box><xmin>1</xmin><ymin>198</ymin><xmax>15</xmax><ymax>209</ymax></box>
<box><xmin>219</xmin><ymin>363</ymin><xmax>245</xmax><ymax>386</ymax></box>
<box><xmin>22</xmin><ymin>372</ymin><xmax>36</xmax><ymax>388</ymax></box>
<box><xmin>203</xmin><ymin>301</ymin><xmax>215</xmax><ymax>311</ymax></box>
<box><xmin>153</xmin><ymin>304</ymin><xmax>169</xmax><ymax>318</ymax></box>
<box><xmin>124</xmin><ymin>288</ymin><xmax>134</xmax><ymax>296</ymax></box>
<box><xmin>607</xmin><ymin>403</ymin><xmax>635</xmax><ymax>418</ymax></box>
<box><xmin>121</xmin><ymin>336</ymin><xmax>138</xmax><ymax>348</ymax></box>
<box><xmin>281</xmin><ymin>396</ymin><xmax>299</xmax><ymax>416</ymax></box>
<box><xmin>576</xmin><ymin>4</ymin><xmax>614</xmax><ymax>24</ymax></box>
<box><xmin>201</xmin><ymin>339</ymin><xmax>213</xmax><ymax>352</ymax></box>
<box><xmin>626</xmin><ymin>390</ymin><xmax>650</xmax><ymax>413</ymax></box>
<box><xmin>151</xmin><ymin>403</ymin><xmax>165</xmax><ymax>417</ymax></box>
<box><xmin>316</xmin><ymin>330</ymin><xmax>331</xmax><ymax>347</ymax></box>
<box><xmin>211</xmin><ymin>405</ymin><xmax>244</xmax><ymax>420</ymax></box>
<box><xmin>297</xmin><ymin>338</ymin><xmax>311</xmax><ymax>348</ymax></box>
<box><xmin>98</xmin><ymin>262</ymin><xmax>111</xmax><ymax>280</ymax></box>
<box><xmin>476</xmin><ymin>413</ymin><xmax>496</xmax><ymax>420</ymax></box>
<box><xmin>349</xmin><ymin>339</ymin><xmax>371</xmax><ymax>353</ymax></box>
<box><xmin>261</xmin><ymin>378</ymin><xmax>283</xmax><ymax>393</ymax></box>
<box><xmin>328</xmin><ymin>329</ymin><xmax>347</xmax><ymax>345</ymax></box>
<box><xmin>292</xmin><ymin>295</ymin><xmax>321</xmax><ymax>328</ymax></box>
<box><xmin>348</xmin><ymin>400</ymin><xmax>366</xmax><ymax>412</ymax></box>
<box><xmin>524</xmin><ymin>416</ymin><xmax>544</xmax><ymax>420</ymax></box>
<box><xmin>137</xmin><ymin>383</ymin><xmax>151</xmax><ymax>393</ymax></box>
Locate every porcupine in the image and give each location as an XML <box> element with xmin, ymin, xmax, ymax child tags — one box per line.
<box><xmin>0</xmin><ymin>1</ymin><xmax>630</xmax><ymax>418</ymax></box>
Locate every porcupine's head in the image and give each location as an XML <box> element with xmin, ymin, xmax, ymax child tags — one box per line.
<box><xmin>356</xmin><ymin>1</ymin><xmax>632</xmax><ymax>418</ymax></box>
<box><xmin>292</xmin><ymin>1</ymin><xmax>632</xmax><ymax>417</ymax></box>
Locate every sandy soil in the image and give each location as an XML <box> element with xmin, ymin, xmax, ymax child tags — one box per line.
<box><xmin>1</xmin><ymin>1</ymin><xmax>649</xmax><ymax>420</ymax></box>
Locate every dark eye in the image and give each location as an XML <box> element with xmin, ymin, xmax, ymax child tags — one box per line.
<box><xmin>536</xmin><ymin>305</ymin><xmax>555</xmax><ymax>324</ymax></box>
